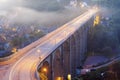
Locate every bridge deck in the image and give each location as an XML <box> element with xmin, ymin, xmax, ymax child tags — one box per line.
<box><xmin>5</xmin><ymin>9</ymin><xmax>98</xmax><ymax>80</ymax></box>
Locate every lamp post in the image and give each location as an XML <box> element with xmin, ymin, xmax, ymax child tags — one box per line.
<box><xmin>37</xmin><ymin>49</ymin><xmax>42</xmax><ymax>60</ymax></box>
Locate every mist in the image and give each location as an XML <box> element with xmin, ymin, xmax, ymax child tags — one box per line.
<box><xmin>0</xmin><ymin>0</ymin><xmax>84</xmax><ymax>30</ymax></box>
<box><xmin>8</xmin><ymin>7</ymin><xmax>83</xmax><ymax>27</ymax></box>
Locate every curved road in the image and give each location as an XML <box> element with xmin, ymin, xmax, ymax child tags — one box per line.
<box><xmin>91</xmin><ymin>56</ymin><xmax>120</xmax><ymax>70</ymax></box>
<box><xmin>1</xmin><ymin>9</ymin><xmax>98</xmax><ymax>80</ymax></box>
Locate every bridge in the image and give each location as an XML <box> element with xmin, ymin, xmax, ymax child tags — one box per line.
<box><xmin>0</xmin><ymin>8</ymin><xmax>98</xmax><ymax>80</ymax></box>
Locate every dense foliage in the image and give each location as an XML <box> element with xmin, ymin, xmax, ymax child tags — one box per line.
<box><xmin>87</xmin><ymin>1</ymin><xmax>120</xmax><ymax>57</ymax></box>
<box><xmin>74</xmin><ymin>61</ymin><xmax>120</xmax><ymax>80</ymax></box>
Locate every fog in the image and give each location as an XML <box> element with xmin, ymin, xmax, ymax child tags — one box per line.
<box><xmin>0</xmin><ymin>0</ymin><xmax>84</xmax><ymax>28</ymax></box>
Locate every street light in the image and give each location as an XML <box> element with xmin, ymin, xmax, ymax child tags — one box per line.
<box><xmin>37</xmin><ymin>49</ymin><xmax>42</xmax><ymax>60</ymax></box>
<box><xmin>11</xmin><ymin>47</ymin><xmax>17</xmax><ymax>53</ymax></box>
<box><xmin>37</xmin><ymin>49</ymin><xmax>40</xmax><ymax>53</ymax></box>
<box><xmin>56</xmin><ymin>77</ymin><xmax>63</xmax><ymax>80</ymax></box>
<box><xmin>43</xmin><ymin>67</ymin><xmax>47</xmax><ymax>73</ymax></box>
<box><xmin>41</xmin><ymin>67</ymin><xmax>48</xmax><ymax>79</ymax></box>
<box><xmin>93</xmin><ymin>15</ymin><xmax>100</xmax><ymax>26</ymax></box>
<box><xmin>67</xmin><ymin>74</ymin><xmax>71</xmax><ymax>80</ymax></box>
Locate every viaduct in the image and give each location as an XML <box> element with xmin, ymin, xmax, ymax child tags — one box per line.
<box><xmin>0</xmin><ymin>8</ymin><xmax>99</xmax><ymax>80</ymax></box>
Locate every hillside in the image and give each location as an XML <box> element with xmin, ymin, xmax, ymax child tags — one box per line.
<box><xmin>87</xmin><ymin>0</ymin><xmax>120</xmax><ymax>58</ymax></box>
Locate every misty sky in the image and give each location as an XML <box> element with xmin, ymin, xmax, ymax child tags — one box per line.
<box><xmin>0</xmin><ymin>0</ymin><xmax>22</xmax><ymax>10</ymax></box>
<box><xmin>0</xmin><ymin>0</ymin><xmax>62</xmax><ymax>23</ymax></box>
<box><xmin>0</xmin><ymin>0</ymin><xmax>83</xmax><ymax>28</ymax></box>
<box><xmin>0</xmin><ymin>0</ymin><xmax>95</xmax><ymax>34</ymax></box>
<box><xmin>0</xmin><ymin>0</ymin><xmax>64</xmax><ymax>11</ymax></box>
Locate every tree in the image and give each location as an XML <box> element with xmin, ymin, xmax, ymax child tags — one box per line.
<box><xmin>88</xmin><ymin>24</ymin><xmax>119</xmax><ymax>56</ymax></box>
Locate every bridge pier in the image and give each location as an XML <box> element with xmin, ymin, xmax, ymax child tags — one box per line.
<box><xmin>53</xmin><ymin>48</ymin><xmax>64</xmax><ymax>80</ymax></box>
<box><xmin>74</xmin><ymin>31</ymin><xmax>80</xmax><ymax>68</ymax></box>
<box><xmin>62</xmin><ymin>39</ymin><xmax>71</xmax><ymax>78</ymax></box>
<box><xmin>0</xmin><ymin>8</ymin><xmax>99</xmax><ymax>80</ymax></box>
<box><xmin>70</xmin><ymin>35</ymin><xmax>77</xmax><ymax>76</ymax></box>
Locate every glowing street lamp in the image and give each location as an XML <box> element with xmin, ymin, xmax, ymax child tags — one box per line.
<box><xmin>43</xmin><ymin>67</ymin><xmax>47</xmax><ymax>73</ymax></box>
<box><xmin>37</xmin><ymin>49</ymin><xmax>42</xmax><ymax>60</ymax></box>
<box><xmin>56</xmin><ymin>77</ymin><xmax>63</xmax><ymax>80</ymax></box>
<box><xmin>11</xmin><ymin>48</ymin><xmax>17</xmax><ymax>53</ymax></box>
<box><xmin>37</xmin><ymin>49</ymin><xmax>40</xmax><ymax>53</ymax></box>
<box><xmin>12</xmin><ymin>28</ymin><xmax>17</xmax><ymax>32</ymax></box>
<box><xmin>67</xmin><ymin>74</ymin><xmax>71</xmax><ymax>80</ymax></box>
<box><xmin>93</xmin><ymin>15</ymin><xmax>100</xmax><ymax>26</ymax></box>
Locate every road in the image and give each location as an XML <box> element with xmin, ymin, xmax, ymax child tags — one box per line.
<box><xmin>0</xmin><ymin>8</ymin><xmax>98</xmax><ymax>80</ymax></box>
<box><xmin>81</xmin><ymin>56</ymin><xmax>120</xmax><ymax>75</ymax></box>
<box><xmin>91</xmin><ymin>56</ymin><xmax>120</xmax><ymax>70</ymax></box>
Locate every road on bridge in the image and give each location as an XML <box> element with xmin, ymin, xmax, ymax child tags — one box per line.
<box><xmin>0</xmin><ymin>8</ymin><xmax>98</xmax><ymax>80</ymax></box>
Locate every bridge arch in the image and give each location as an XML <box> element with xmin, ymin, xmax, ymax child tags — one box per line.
<box><xmin>38</xmin><ymin>61</ymin><xmax>50</xmax><ymax>80</ymax></box>
<box><xmin>53</xmin><ymin>48</ymin><xmax>64</xmax><ymax>80</ymax></box>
